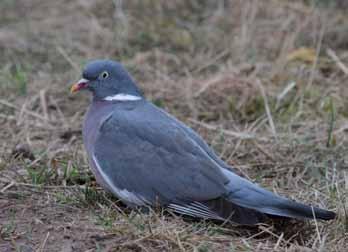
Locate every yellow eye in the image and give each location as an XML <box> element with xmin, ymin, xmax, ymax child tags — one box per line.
<box><xmin>100</xmin><ymin>71</ymin><xmax>109</xmax><ymax>79</ymax></box>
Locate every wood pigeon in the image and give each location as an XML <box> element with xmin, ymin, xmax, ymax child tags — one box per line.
<box><xmin>71</xmin><ymin>59</ymin><xmax>335</xmax><ymax>225</ymax></box>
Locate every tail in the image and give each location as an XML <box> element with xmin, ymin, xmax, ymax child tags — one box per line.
<box><xmin>220</xmin><ymin>168</ymin><xmax>335</xmax><ymax>223</ymax></box>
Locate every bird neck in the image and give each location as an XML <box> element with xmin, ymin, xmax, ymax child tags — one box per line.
<box><xmin>93</xmin><ymin>79</ymin><xmax>143</xmax><ymax>102</ymax></box>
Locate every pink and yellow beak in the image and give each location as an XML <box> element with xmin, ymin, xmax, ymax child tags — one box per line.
<box><xmin>70</xmin><ymin>78</ymin><xmax>89</xmax><ymax>93</ymax></box>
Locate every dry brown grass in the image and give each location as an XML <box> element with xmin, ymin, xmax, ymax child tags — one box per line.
<box><xmin>1</xmin><ymin>0</ymin><xmax>348</xmax><ymax>251</ymax></box>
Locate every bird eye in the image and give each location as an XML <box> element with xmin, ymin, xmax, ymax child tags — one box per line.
<box><xmin>100</xmin><ymin>71</ymin><xmax>109</xmax><ymax>80</ymax></box>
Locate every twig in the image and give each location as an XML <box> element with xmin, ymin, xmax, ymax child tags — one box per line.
<box><xmin>192</xmin><ymin>49</ymin><xmax>229</xmax><ymax>74</ymax></box>
<box><xmin>253</xmin><ymin>81</ymin><xmax>297</xmax><ymax>134</ymax></box>
<box><xmin>188</xmin><ymin>119</ymin><xmax>259</xmax><ymax>140</ymax></box>
<box><xmin>252</xmin><ymin>140</ymin><xmax>275</xmax><ymax>162</ymax></box>
<box><xmin>49</xmin><ymin>96</ymin><xmax>69</xmax><ymax>129</ymax></box>
<box><xmin>0</xmin><ymin>99</ymin><xmax>53</xmax><ymax>126</ymax></box>
<box><xmin>334</xmin><ymin>122</ymin><xmax>348</xmax><ymax>134</ymax></box>
<box><xmin>306</xmin><ymin>22</ymin><xmax>325</xmax><ymax>91</ymax></box>
<box><xmin>344</xmin><ymin>171</ymin><xmax>348</xmax><ymax>191</ymax></box>
<box><xmin>0</xmin><ymin>182</ymin><xmax>87</xmax><ymax>190</ymax></box>
<box><xmin>255</xmin><ymin>80</ymin><xmax>277</xmax><ymax>138</ymax></box>
<box><xmin>326</xmin><ymin>48</ymin><xmax>348</xmax><ymax>75</ymax></box>
<box><xmin>258</xmin><ymin>225</ymin><xmax>291</xmax><ymax>246</ymax></box>
<box><xmin>273</xmin><ymin>232</ymin><xmax>284</xmax><ymax>251</ymax></box>
<box><xmin>56</xmin><ymin>46</ymin><xmax>80</xmax><ymax>73</ymax></box>
<box><xmin>312</xmin><ymin>206</ymin><xmax>322</xmax><ymax>245</ymax></box>
<box><xmin>326</xmin><ymin>97</ymin><xmax>336</xmax><ymax>148</ymax></box>
<box><xmin>0</xmin><ymin>181</ymin><xmax>15</xmax><ymax>193</ymax></box>
<box><xmin>37</xmin><ymin>231</ymin><xmax>50</xmax><ymax>252</ymax></box>
<box><xmin>194</xmin><ymin>74</ymin><xmax>226</xmax><ymax>98</ymax></box>
<box><xmin>39</xmin><ymin>89</ymin><xmax>49</xmax><ymax>121</ymax></box>
<box><xmin>276</xmin><ymin>81</ymin><xmax>296</xmax><ymax>108</ymax></box>
<box><xmin>119</xmin><ymin>233</ymin><xmax>154</xmax><ymax>249</ymax></box>
<box><xmin>27</xmin><ymin>139</ymin><xmax>59</xmax><ymax>168</ymax></box>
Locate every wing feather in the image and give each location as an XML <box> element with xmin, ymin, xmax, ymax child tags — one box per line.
<box><xmin>92</xmin><ymin>101</ymin><xmax>229</xmax><ymax>207</ymax></box>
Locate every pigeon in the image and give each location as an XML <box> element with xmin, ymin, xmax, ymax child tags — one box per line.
<box><xmin>71</xmin><ymin>59</ymin><xmax>335</xmax><ymax>225</ymax></box>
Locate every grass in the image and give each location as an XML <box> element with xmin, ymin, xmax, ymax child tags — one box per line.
<box><xmin>1</xmin><ymin>0</ymin><xmax>348</xmax><ymax>251</ymax></box>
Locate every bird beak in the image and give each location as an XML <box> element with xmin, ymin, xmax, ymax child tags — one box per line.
<box><xmin>70</xmin><ymin>78</ymin><xmax>89</xmax><ymax>93</ymax></box>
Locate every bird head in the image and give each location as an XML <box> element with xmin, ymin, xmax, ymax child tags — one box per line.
<box><xmin>71</xmin><ymin>60</ymin><xmax>142</xmax><ymax>101</ymax></box>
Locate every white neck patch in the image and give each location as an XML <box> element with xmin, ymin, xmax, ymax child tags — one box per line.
<box><xmin>103</xmin><ymin>93</ymin><xmax>142</xmax><ymax>101</ymax></box>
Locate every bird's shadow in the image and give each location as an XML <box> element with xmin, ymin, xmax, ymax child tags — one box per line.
<box><xmin>170</xmin><ymin>212</ymin><xmax>315</xmax><ymax>245</ymax></box>
<box><xmin>105</xmin><ymin>198</ymin><xmax>317</xmax><ymax>246</ymax></box>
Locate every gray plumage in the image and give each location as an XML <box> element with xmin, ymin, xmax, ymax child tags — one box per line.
<box><xmin>73</xmin><ymin>60</ymin><xmax>335</xmax><ymax>225</ymax></box>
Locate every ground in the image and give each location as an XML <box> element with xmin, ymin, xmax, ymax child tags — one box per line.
<box><xmin>0</xmin><ymin>0</ymin><xmax>348</xmax><ymax>251</ymax></box>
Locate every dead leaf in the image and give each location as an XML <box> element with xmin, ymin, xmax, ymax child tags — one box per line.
<box><xmin>286</xmin><ymin>47</ymin><xmax>317</xmax><ymax>64</ymax></box>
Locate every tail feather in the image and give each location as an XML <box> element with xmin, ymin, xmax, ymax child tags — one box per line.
<box><xmin>221</xmin><ymin>168</ymin><xmax>335</xmax><ymax>221</ymax></box>
<box><xmin>202</xmin><ymin>197</ymin><xmax>266</xmax><ymax>225</ymax></box>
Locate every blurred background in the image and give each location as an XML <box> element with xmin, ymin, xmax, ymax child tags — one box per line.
<box><xmin>1</xmin><ymin>0</ymin><xmax>348</xmax><ymax>251</ymax></box>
